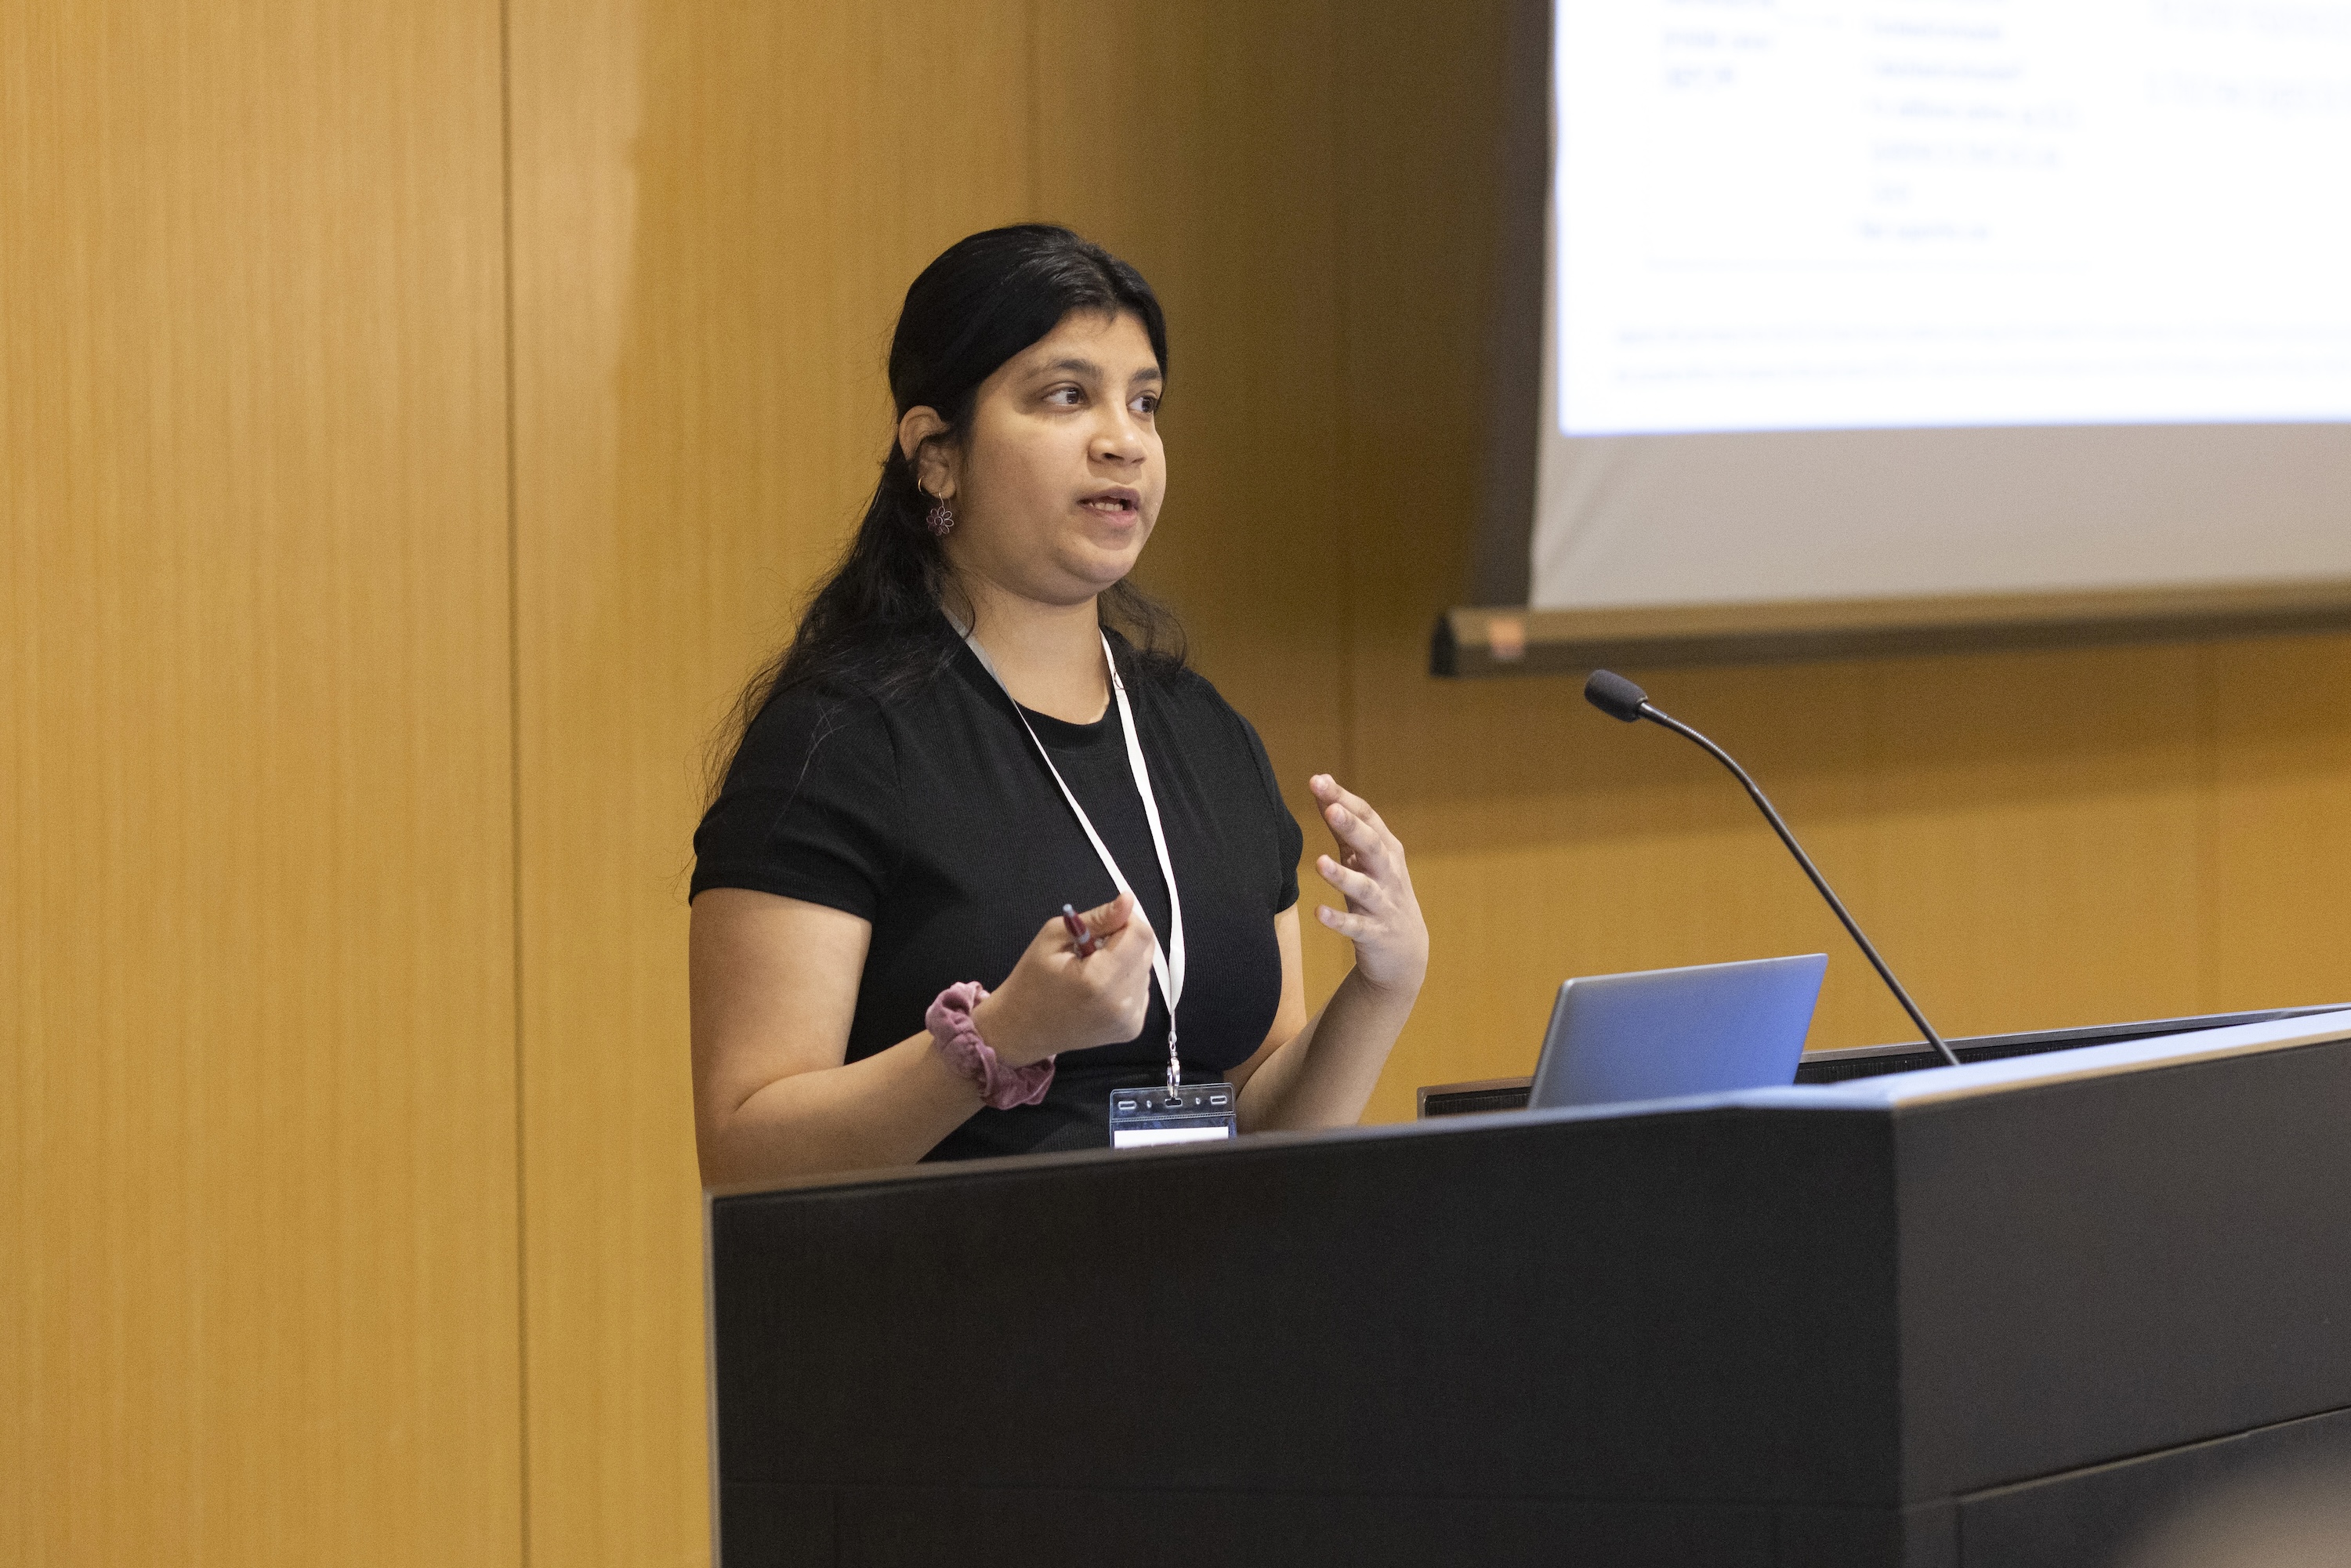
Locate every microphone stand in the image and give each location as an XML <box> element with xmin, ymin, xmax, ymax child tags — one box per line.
<box><xmin>1590</xmin><ymin>671</ymin><xmax>1965</xmax><ymax>1070</ymax></box>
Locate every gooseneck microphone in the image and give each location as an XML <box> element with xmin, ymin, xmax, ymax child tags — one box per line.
<box><xmin>1585</xmin><ymin>669</ymin><xmax>1964</xmax><ymax>1070</ymax></box>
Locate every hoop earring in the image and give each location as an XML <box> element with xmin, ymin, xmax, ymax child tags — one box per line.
<box><xmin>926</xmin><ymin>494</ymin><xmax>955</xmax><ymax>538</ymax></box>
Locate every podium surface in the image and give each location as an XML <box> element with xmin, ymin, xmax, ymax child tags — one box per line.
<box><xmin>707</xmin><ymin>1011</ymin><xmax>2351</xmax><ymax>1566</ymax></box>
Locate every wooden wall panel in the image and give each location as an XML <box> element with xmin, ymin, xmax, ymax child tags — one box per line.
<box><xmin>1847</xmin><ymin>647</ymin><xmax>2208</xmax><ymax>1038</ymax></box>
<box><xmin>506</xmin><ymin>2</ymin><xmax>1037</xmax><ymax>1563</ymax></box>
<box><xmin>0</xmin><ymin>3</ymin><xmax>520</xmax><ymax>1565</ymax></box>
<box><xmin>2205</xmin><ymin>636</ymin><xmax>2351</xmax><ymax>1012</ymax></box>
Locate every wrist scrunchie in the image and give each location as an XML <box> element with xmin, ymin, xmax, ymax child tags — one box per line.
<box><xmin>926</xmin><ymin>982</ymin><xmax>1056</xmax><ymax>1110</ymax></box>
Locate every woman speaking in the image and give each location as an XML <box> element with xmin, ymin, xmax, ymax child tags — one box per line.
<box><xmin>689</xmin><ymin>226</ymin><xmax>1426</xmax><ymax>1184</ymax></box>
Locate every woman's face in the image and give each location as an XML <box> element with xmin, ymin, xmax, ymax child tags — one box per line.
<box><xmin>929</xmin><ymin>309</ymin><xmax>1166</xmax><ymax>608</ymax></box>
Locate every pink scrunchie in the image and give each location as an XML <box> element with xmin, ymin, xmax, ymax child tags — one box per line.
<box><xmin>926</xmin><ymin>981</ymin><xmax>1056</xmax><ymax>1110</ymax></box>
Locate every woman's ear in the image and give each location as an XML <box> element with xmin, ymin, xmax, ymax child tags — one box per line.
<box><xmin>897</xmin><ymin>406</ymin><xmax>955</xmax><ymax>500</ymax></box>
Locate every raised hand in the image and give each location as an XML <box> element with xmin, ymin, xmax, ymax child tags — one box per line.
<box><xmin>1309</xmin><ymin>774</ymin><xmax>1429</xmax><ymax>997</ymax></box>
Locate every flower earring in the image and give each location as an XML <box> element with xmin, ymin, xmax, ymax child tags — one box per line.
<box><xmin>926</xmin><ymin>493</ymin><xmax>956</xmax><ymax>538</ymax></box>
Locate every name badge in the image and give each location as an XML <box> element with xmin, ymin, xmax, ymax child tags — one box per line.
<box><xmin>1109</xmin><ymin>1083</ymin><xmax>1237</xmax><ymax>1149</ymax></box>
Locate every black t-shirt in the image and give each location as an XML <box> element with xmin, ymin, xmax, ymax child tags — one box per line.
<box><xmin>690</xmin><ymin>622</ymin><xmax>1303</xmax><ymax>1161</ymax></box>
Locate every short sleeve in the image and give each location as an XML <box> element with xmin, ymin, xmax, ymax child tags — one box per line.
<box><xmin>690</xmin><ymin>686</ymin><xmax>901</xmax><ymax>918</ymax></box>
<box><xmin>1232</xmin><ymin>706</ymin><xmax>1303</xmax><ymax>912</ymax></box>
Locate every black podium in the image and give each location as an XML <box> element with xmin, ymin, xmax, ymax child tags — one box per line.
<box><xmin>706</xmin><ymin>1009</ymin><xmax>2351</xmax><ymax>1567</ymax></box>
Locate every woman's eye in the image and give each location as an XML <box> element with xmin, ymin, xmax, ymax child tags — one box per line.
<box><xmin>1133</xmin><ymin>395</ymin><xmax>1159</xmax><ymax>416</ymax></box>
<box><xmin>1045</xmin><ymin>386</ymin><xmax>1084</xmax><ymax>407</ymax></box>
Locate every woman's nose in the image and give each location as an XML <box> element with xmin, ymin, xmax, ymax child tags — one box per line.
<box><xmin>1092</xmin><ymin>410</ymin><xmax>1147</xmax><ymax>462</ymax></box>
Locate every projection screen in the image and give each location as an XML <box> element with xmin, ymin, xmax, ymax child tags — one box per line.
<box><xmin>1442</xmin><ymin>0</ymin><xmax>2351</xmax><ymax>675</ymax></box>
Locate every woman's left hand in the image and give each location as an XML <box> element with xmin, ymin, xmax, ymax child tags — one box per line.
<box><xmin>1309</xmin><ymin>774</ymin><xmax>1429</xmax><ymax>998</ymax></box>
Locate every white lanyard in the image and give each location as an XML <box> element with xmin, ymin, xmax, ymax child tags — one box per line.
<box><xmin>958</xmin><ymin>625</ymin><xmax>1188</xmax><ymax>1091</ymax></box>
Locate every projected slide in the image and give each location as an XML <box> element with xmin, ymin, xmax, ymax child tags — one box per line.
<box><xmin>1556</xmin><ymin>0</ymin><xmax>2351</xmax><ymax>435</ymax></box>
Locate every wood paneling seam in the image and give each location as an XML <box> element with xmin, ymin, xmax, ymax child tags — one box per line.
<box><xmin>497</xmin><ymin>0</ymin><xmax>534</xmax><ymax>1563</ymax></box>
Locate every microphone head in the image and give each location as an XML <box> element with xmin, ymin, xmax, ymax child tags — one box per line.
<box><xmin>1584</xmin><ymin>668</ymin><xmax>1650</xmax><ymax>722</ymax></box>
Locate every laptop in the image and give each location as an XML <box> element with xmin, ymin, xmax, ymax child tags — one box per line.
<box><xmin>1527</xmin><ymin>954</ymin><xmax>1829</xmax><ymax>1110</ymax></box>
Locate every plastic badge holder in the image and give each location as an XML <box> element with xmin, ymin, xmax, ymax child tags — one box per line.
<box><xmin>1109</xmin><ymin>1082</ymin><xmax>1237</xmax><ymax>1149</ymax></box>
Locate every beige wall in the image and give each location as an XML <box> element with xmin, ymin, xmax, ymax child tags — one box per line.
<box><xmin>9</xmin><ymin>2</ymin><xmax>2349</xmax><ymax>1564</ymax></box>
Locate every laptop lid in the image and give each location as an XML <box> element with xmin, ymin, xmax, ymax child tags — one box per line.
<box><xmin>1527</xmin><ymin>954</ymin><xmax>1829</xmax><ymax>1110</ymax></box>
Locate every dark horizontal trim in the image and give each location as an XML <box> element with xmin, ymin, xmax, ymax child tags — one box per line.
<box><xmin>1411</xmin><ymin>1076</ymin><xmax>1540</xmax><ymax>1118</ymax></box>
<box><xmin>1414</xmin><ymin>1004</ymin><xmax>2351</xmax><ymax>1117</ymax></box>
<box><xmin>1431</xmin><ymin>578</ymin><xmax>2351</xmax><ymax>677</ymax></box>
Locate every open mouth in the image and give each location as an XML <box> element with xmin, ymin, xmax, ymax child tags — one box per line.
<box><xmin>1081</xmin><ymin>489</ymin><xmax>1141</xmax><ymax>517</ymax></box>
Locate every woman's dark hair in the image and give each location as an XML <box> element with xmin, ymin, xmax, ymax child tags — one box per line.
<box><xmin>715</xmin><ymin>224</ymin><xmax>1186</xmax><ymax>785</ymax></box>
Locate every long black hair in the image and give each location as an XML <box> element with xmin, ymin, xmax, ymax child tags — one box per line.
<box><xmin>715</xmin><ymin>225</ymin><xmax>1187</xmax><ymax>786</ymax></box>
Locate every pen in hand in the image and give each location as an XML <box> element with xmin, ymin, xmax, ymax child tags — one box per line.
<box><xmin>1060</xmin><ymin>903</ymin><xmax>1100</xmax><ymax>958</ymax></box>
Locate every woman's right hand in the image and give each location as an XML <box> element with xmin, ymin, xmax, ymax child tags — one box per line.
<box><xmin>973</xmin><ymin>892</ymin><xmax>1157</xmax><ymax>1067</ymax></box>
